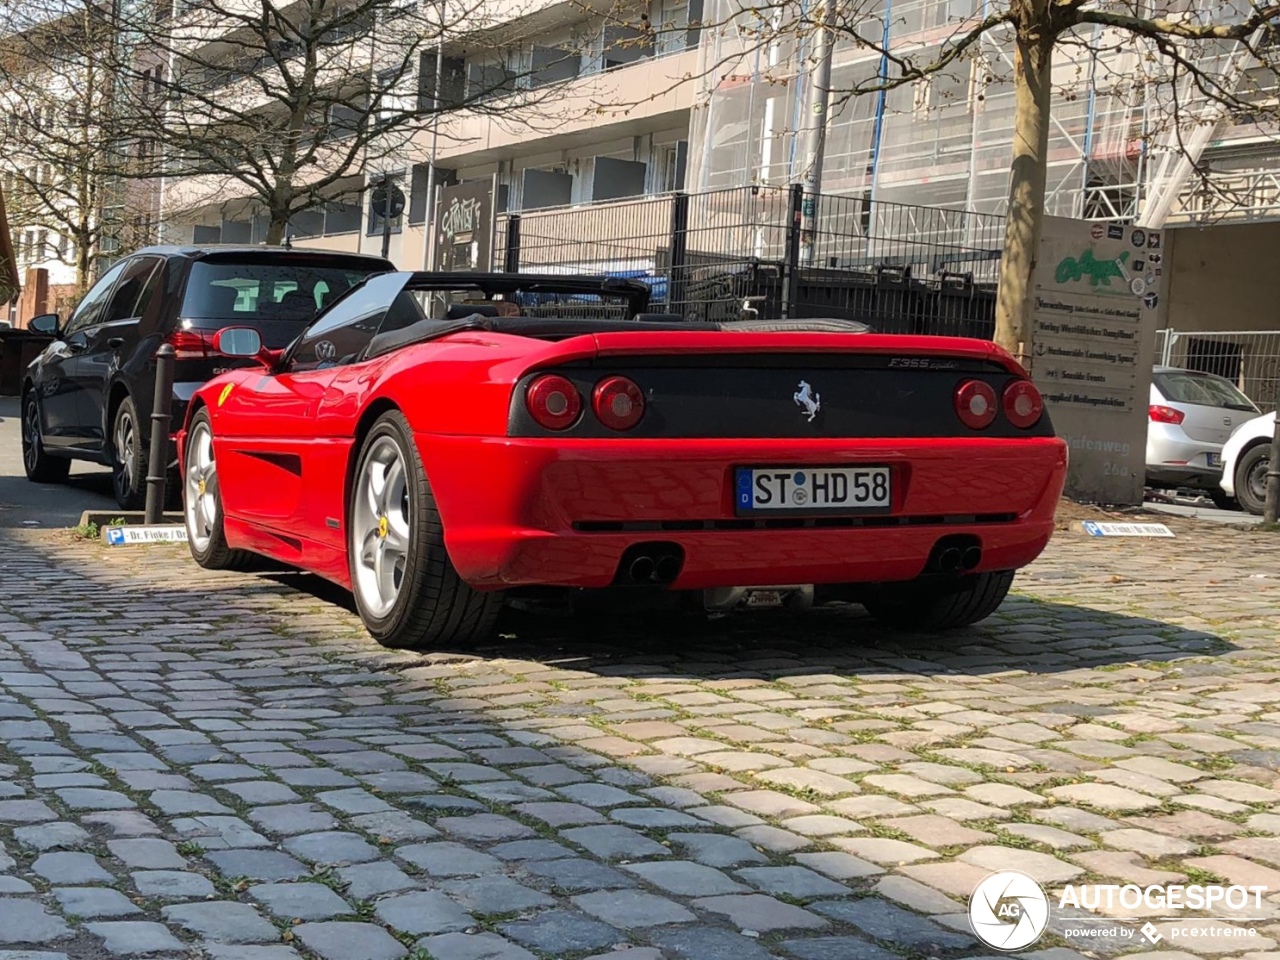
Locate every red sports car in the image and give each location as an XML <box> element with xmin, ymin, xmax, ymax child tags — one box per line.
<box><xmin>178</xmin><ymin>271</ymin><xmax>1067</xmax><ymax>649</ymax></box>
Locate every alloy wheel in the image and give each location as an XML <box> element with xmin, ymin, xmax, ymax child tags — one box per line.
<box><xmin>114</xmin><ymin>407</ymin><xmax>138</xmax><ymax>496</ymax></box>
<box><xmin>22</xmin><ymin>398</ymin><xmax>40</xmax><ymax>475</ymax></box>
<box><xmin>184</xmin><ymin>421</ymin><xmax>218</xmax><ymax>553</ymax></box>
<box><xmin>351</xmin><ymin>435</ymin><xmax>412</xmax><ymax>619</ymax></box>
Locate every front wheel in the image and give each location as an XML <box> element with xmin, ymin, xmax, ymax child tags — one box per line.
<box><xmin>1235</xmin><ymin>445</ymin><xmax>1270</xmax><ymax>516</ymax></box>
<box><xmin>348</xmin><ymin>411</ymin><xmax>502</xmax><ymax>650</ymax></box>
<box><xmin>863</xmin><ymin>570</ymin><xmax>1015</xmax><ymax>630</ymax></box>
<box><xmin>111</xmin><ymin>396</ymin><xmax>147</xmax><ymax>510</ymax></box>
<box><xmin>21</xmin><ymin>392</ymin><xmax>70</xmax><ymax>483</ymax></box>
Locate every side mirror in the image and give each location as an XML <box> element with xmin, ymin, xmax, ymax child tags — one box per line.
<box><xmin>29</xmin><ymin>313</ymin><xmax>59</xmax><ymax>336</ymax></box>
<box><xmin>212</xmin><ymin>326</ymin><xmax>264</xmax><ymax>359</ymax></box>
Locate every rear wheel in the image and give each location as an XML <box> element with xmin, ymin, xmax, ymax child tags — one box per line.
<box><xmin>21</xmin><ymin>391</ymin><xmax>70</xmax><ymax>483</ymax></box>
<box><xmin>1235</xmin><ymin>445</ymin><xmax>1269</xmax><ymax>516</ymax></box>
<box><xmin>1209</xmin><ymin>488</ymin><xmax>1238</xmax><ymax>512</ymax></box>
<box><xmin>348</xmin><ymin>411</ymin><xmax>502</xmax><ymax>650</ymax></box>
<box><xmin>184</xmin><ymin>410</ymin><xmax>252</xmax><ymax>570</ymax></box>
<box><xmin>111</xmin><ymin>396</ymin><xmax>147</xmax><ymax>510</ymax></box>
<box><xmin>863</xmin><ymin>570</ymin><xmax>1015</xmax><ymax>630</ymax></box>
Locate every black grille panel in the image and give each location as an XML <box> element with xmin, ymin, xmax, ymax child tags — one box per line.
<box><xmin>572</xmin><ymin>513</ymin><xmax>1017</xmax><ymax>533</ymax></box>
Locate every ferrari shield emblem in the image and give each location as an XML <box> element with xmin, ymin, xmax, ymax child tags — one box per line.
<box><xmin>217</xmin><ymin>384</ymin><xmax>234</xmax><ymax>407</ymax></box>
<box><xmin>378</xmin><ymin>516</ymin><xmax>389</xmax><ymax>539</ymax></box>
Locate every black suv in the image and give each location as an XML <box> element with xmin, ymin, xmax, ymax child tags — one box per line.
<box><xmin>21</xmin><ymin>245</ymin><xmax>395</xmax><ymax>508</ymax></box>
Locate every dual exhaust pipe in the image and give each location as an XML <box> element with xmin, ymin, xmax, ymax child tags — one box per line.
<box><xmin>615</xmin><ymin>542</ymin><xmax>685</xmax><ymax>586</ymax></box>
<box><xmin>612</xmin><ymin>535</ymin><xmax>980</xmax><ymax>588</ymax></box>
<box><xmin>928</xmin><ymin>536</ymin><xmax>982</xmax><ymax>575</ymax></box>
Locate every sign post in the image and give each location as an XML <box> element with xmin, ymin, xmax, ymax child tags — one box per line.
<box><xmin>1029</xmin><ymin>218</ymin><xmax>1166</xmax><ymax>505</ymax></box>
<box><xmin>371</xmin><ymin>178</ymin><xmax>406</xmax><ymax>261</ymax></box>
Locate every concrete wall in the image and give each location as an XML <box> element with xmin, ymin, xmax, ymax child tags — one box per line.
<box><xmin>1166</xmin><ymin>221</ymin><xmax>1280</xmax><ymax>334</ymax></box>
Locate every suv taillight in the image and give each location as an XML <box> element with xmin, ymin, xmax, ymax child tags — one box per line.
<box><xmin>165</xmin><ymin>328</ymin><xmax>214</xmax><ymax>360</ymax></box>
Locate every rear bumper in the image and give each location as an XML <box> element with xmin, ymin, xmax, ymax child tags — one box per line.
<box><xmin>418</xmin><ymin>434</ymin><xmax>1068</xmax><ymax>590</ymax></box>
<box><xmin>1145</xmin><ymin>427</ymin><xmax>1223</xmax><ymax>490</ymax></box>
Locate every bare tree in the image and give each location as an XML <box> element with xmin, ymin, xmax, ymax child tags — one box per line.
<box><xmin>103</xmin><ymin>0</ymin><xmax>578</xmax><ymax>244</ymax></box>
<box><xmin>668</xmin><ymin>0</ymin><xmax>1280</xmax><ymax>362</ymax></box>
<box><xmin>0</xmin><ymin>0</ymin><xmax>126</xmax><ymax>290</ymax></box>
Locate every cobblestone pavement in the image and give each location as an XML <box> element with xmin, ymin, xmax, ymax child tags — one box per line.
<box><xmin>0</xmin><ymin>519</ymin><xmax>1279</xmax><ymax>960</ymax></box>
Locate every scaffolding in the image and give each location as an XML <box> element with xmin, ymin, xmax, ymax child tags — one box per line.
<box><xmin>684</xmin><ymin>0</ymin><xmax>1280</xmax><ymax>238</ymax></box>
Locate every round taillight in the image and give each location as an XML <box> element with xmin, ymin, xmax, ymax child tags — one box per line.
<box><xmin>954</xmin><ymin>379</ymin><xmax>997</xmax><ymax>430</ymax></box>
<box><xmin>1003</xmin><ymin>379</ymin><xmax>1044</xmax><ymax>429</ymax></box>
<box><xmin>525</xmin><ymin>375</ymin><xmax>582</xmax><ymax>430</ymax></box>
<box><xmin>592</xmin><ymin>376</ymin><xmax>645</xmax><ymax>431</ymax></box>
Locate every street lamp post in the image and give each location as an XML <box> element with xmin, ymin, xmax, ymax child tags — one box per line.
<box><xmin>1264</xmin><ymin>381</ymin><xmax>1280</xmax><ymax>525</ymax></box>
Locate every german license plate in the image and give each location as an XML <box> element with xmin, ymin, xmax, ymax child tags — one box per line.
<box><xmin>735</xmin><ymin>466</ymin><xmax>892</xmax><ymax>515</ymax></box>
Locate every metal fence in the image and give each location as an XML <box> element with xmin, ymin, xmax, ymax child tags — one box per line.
<box><xmin>1156</xmin><ymin>328</ymin><xmax>1280</xmax><ymax>413</ymax></box>
<box><xmin>495</xmin><ymin>185</ymin><xmax>1005</xmax><ymax>337</ymax></box>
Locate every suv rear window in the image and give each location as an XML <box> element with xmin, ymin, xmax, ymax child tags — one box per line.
<box><xmin>181</xmin><ymin>260</ymin><xmax>386</xmax><ymax>324</ymax></box>
<box><xmin>1155</xmin><ymin>371</ymin><xmax>1257</xmax><ymax>411</ymax></box>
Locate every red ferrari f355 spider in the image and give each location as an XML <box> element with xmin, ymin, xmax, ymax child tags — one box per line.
<box><xmin>178</xmin><ymin>271</ymin><xmax>1067</xmax><ymax>649</ymax></box>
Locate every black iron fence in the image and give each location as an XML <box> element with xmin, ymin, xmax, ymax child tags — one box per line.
<box><xmin>495</xmin><ymin>184</ymin><xmax>1005</xmax><ymax>337</ymax></box>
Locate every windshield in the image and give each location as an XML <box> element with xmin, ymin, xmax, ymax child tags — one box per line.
<box><xmin>181</xmin><ymin>260</ymin><xmax>385</xmax><ymax>324</ymax></box>
<box><xmin>1155</xmin><ymin>371</ymin><xmax>1257</xmax><ymax>411</ymax></box>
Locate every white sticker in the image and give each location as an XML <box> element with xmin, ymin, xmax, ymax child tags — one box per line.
<box><xmin>1082</xmin><ymin>521</ymin><xmax>1174</xmax><ymax>538</ymax></box>
<box><xmin>104</xmin><ymin>525</ymin><xmax>189</xmax><ymax>545</ymax></box>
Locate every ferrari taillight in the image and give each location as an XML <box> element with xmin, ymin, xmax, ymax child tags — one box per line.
<box><xmin>592</xmin><ymin>376</ymin><xmax>645</xmax><ymax>431</ymax></box>
<box><xmin>954</xmin><ymin>379</ymin><xmax>997</xmax><ymax>430</ymax></box>
<box><xmin>525</xmin><ymin>375</ymin><xmax>582</xmax><ymax>431</ymax></box>
<box><xmin>1003</xmin><ymin>379</ymin><xmax>1044</xmax><ymax>429</ymax></box>
<box><xmin>165</xmin><ymin>329</ymin><xmax>213</xmax><ymax>360</ymax></box>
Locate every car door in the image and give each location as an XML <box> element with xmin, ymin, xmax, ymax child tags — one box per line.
<box><xmin>36</xmin><ymin>260</ymin><xmax>129</xmax><ymax>449</ymax></box>
<box><xmin>214</xmin><ymin>273</ymin><xmax>411</xmax><ymax>537</ymax></box>
<box><xmin>72</xmin><ymin>256</ymin><xmax>165</xmax><ymax>450</ymax></box>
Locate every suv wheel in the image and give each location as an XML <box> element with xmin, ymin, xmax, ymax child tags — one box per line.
<box><xmin>1235</xmin><ymin>445</ymin><xmax>1270</xmax><ymax>516</ymax></box>
<box><xmin>21</xmin><ymin>391</ymin><xmax>70</xmax><ymax>483</ymax></box>
<box><xmin>112</xmin><ymin>396</ymin><xmax>148</xmax><ymax>510</ymax></box>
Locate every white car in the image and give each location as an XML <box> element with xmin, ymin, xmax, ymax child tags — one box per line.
<box><xmin>1221</xmin><ymin>411</ymin><xmax>1276</xmax><ymax>515</ymax></box>
<box><xmin>1146</xmin><ymin>367</ymin><xmax>1261</xmax><ymax>503</ymax></box>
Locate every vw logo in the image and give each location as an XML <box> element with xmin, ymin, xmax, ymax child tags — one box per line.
<box><xmin>315</xmin><ymin>340</ymin><xmax>337</xmax><ymax>361</ymax></box>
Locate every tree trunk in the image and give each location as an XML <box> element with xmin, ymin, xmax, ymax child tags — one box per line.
<box><xmin>265</xmin><ymin>218</ymin><xmax>288</xmax><ymax>245</ymax></box>
<box><xmin>993</xmin><ymin>25</ymin><xmax>1053</xmax><ymax>371</ymax></box>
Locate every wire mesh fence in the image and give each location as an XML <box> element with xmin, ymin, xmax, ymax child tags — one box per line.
<box><xmin>495</xmin><ymin>185</ymin><xmax>1004</xmax><ymax>337</ymax></box>
<box><xmin>1156</xmin><ymin>328</ymin><xmax>1280</xmax><ymax>413</ymax></box>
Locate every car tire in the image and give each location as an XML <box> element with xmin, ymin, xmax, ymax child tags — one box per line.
<box><xmin>111</xmin><ymin>396</ymin><xmax>147</xmax><ymax>510</ymax></box>
<box><xmin>183</xmin><ymin>409</ymin><xmax>253</xmax><ymax>570</ymax></box>
<box><xmin>1209</xmin><ymin>489</ymin><xmax>1239</xmax><ymax>512</ymax></box>
<box><xmin>863</xmin><ymin>570</ymin><xmax>1015</xmax><ymax>630</ymax></box>
<box><xmin>21</xmin><ymin>391</ymin><xmax>71</xmax><ymax>484</ymax></box>
<box><xmin>1235</xmin><ymin>444</ymin><xmax>1270</xmax><ymax>516</ymax></box>
<box><xmin>348</xmin><ymin>410</ymin><xmax>503</xmax><ymax>650</ymax></box>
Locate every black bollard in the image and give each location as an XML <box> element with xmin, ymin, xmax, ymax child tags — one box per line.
<box><xmin>144</xmin><ymin>343</ymin><xmax>176</xmax><ymax>524</ymax></box>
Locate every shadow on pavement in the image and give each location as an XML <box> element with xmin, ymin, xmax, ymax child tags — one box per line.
<box><xmin>46</xmin><ymin>542</ymin><xmax>1232</xmax><ymax>683</ymax></box>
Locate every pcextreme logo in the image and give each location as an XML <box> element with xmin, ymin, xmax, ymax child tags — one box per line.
<box><xmin>1055</xmin><ymin>249</ymin><xmax>1130</xmax><ymax>287</ymax></box>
